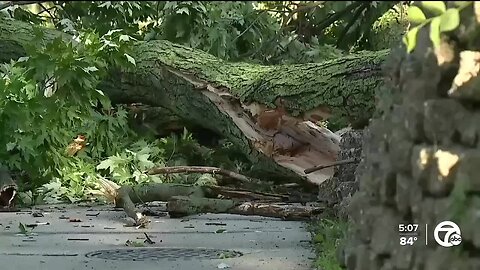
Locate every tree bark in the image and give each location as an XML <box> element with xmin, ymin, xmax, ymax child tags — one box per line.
<box><xmin>0</xmin><ymin>17</ymin><xmax>388</xmax><ymax>187</ymax></box>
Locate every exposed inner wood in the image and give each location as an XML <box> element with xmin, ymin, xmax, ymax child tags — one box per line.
<box><xmin>169</xmin><ymin>68</ymin><xmax>340</xmax><ymax>185</ymax></box>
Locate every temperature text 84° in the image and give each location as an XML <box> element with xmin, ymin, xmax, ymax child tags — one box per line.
<box><xmin>400</xmin><ymin>236</ymin><xmax>418</xmax><ymax>246</ymax></box>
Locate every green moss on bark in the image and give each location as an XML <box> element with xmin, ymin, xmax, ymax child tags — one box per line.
<box><xmin>134</xmin><ymin>41</ymin><xmax>388</xmax><ymax>129</ymax></box>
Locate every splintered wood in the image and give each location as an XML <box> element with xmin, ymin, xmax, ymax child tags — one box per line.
<box><xmin>173</xmin><ymin>71</ymin><xmax>340</xmax><ymax>185</ymax></box>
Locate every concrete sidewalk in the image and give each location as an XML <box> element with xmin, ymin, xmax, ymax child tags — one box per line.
<box><xmin>0</xmin><ymin>204</ymin><xmax>315</xmax><ymax>270</ymax></box>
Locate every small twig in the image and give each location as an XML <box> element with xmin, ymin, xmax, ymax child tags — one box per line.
<box><xmin>143</xmin><ymin>232</ymin><xmax>155</xmax><ymax>244</ymax></box>
<box><xmin>38</xmin><ymin>2</ymin><xmax>56</xmax><ymax>21</ymax></box>
<box><xmin>261</xmin><ymin>9</ymin><xmax>290</xmax><ymax>13</ymax></box>
<box><xmin>206</xmin><ymin>186</ymin><xmax>289</xmax><ymax>202</ymax></box>
<box><xmin>232</xmin><ymin>10</ymin><xmax>267</xmax><ymax>44</ymax></box>
<box><xmin>304</xmin><ymin>158</ymin><xmax>359</xmax><ymax>174</ymax></box>
<box><xmin>147</xmin><ymin>166</ymin><xmax>260</xmax><ymax>183</ymax></box>
<box><xmin>36</xmin><ymin>3</ymin><xmax>55</xmax><ymax>15</ymax></box>
<box><xmin>67</xmin><ymin>238</ymin><xmax>89</xmax><ymax>241</ymax></box>
<box><xmin>315</xmin><ymin>2</ymin><xmax>363</xmax><ymax>31</ymax></box>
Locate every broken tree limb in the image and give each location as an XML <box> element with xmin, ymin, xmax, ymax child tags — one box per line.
<box><xmin>167</xmin><ymin>196</ymin><xmax>324</xmax><ymax>221</ymax></box>
<box><xmin>0</xmin><ymin>17</ymin><xmax>388</xmax><ymax>186</ymax></box>
<box><xmin>167</xmin><ymin>196</ymin><xmax>237</xmax><ymax>218</ymax></box>
<box><xmin>227</xmin><ymin>201</ymin><xmax>324</xmax><ymax>221</ymax></box>
<box><xmin>98</xmin><ymin>178</ymin><xmax>320</xmax><ymax>224</ymax></box>
<box><xmin>115</xmin><ymin>186</ymin><xmax>148</xmax><ymax>226</ymax></box>
<box><xmin>122</xmin><ymin>183</ymin><xmax>289</xmax><ymax>205</ymax></box>
<box><xmin>112</xmin><ymin>183</ymin><xmax>206</xmax><ymax>225</ymax></box>
<box><xmin>304</xmin><ymin>158</ymin><xmax>360</xmax><ymax>174</ymax></box>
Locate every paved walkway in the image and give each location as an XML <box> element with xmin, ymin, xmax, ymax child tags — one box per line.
<box><xmin>0</xmin><ymin>204</ymin><xmax>315</xmax><ymax>270</ymax></box>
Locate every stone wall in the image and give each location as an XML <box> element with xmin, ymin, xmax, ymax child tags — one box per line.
<box><xmin>317</xmin><ymin>129</ymin><xmax>363</xmax><ymax>220</ymax></box>
<box><xmin>341</xmin><ymin>11</ymin><xmax>480</xmax><ymax>270</ymax></box>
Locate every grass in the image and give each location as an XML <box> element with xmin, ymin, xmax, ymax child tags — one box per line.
<box><xmin>309</xmin><ymin>218</ymin><xmax>349</xmax><ymax>270</ymax></box>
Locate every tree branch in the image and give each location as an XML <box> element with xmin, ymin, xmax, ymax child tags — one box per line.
<box><xmin>304</xmin><ymin>158</ymin><xmax>359</xmax><ymax>174</ymax></box>
<box><xmin>37</xmin><ymin>2</ymin><xmax>56</xmax><ymax>20</ymax></box>
<box><xmin>315</xmin><ymin>1</ymin><xmax>364</xmax><ymax>31</ymax></box>
<box><xmin>147</xmin><ymin>166</ymin><xmax>262</xmax><ymax>184</ymax></box>
<box><xmin>336</xmin><ymin>3</ymin><xmax>368</xmax><ymax>47</ymax></box>
<box><xmin>0</xmin><ymin>1</ymin><xmax>45</xmax><ymax>10</ymax></box>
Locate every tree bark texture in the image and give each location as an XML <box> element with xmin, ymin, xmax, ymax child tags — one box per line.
<box><xmin>342</xmin><ymin>5</ymin><xmax>480</xmax><ymax>269</ymax></box>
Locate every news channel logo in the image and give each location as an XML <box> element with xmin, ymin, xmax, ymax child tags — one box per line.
<box><xmin>434</xmin><ymin>221</ymin><xmax>462</xmax><ymax>247</ymax></box>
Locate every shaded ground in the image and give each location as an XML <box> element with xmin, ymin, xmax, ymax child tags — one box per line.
<box><xmin>0</xmin><ymin>203</ymin><xmax>314</xmax><ymax>270</ymax></box>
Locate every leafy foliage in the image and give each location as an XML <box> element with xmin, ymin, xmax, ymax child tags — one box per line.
<box><xmin>2</xmin><ymin>1</ymin><xmax>407</xmax><ymax>63</ymax></box>
<box><xmin>0</xmin><ymin>1</ymin><xmax>409</xmax><ymax>203</ymax></box>
<box><xmin>55</xmin><ymin>1</ymin><xmax>158</xmax><ymax>36</ymax></box>
<box><xmin>403</xmin><ymin>1</ymin><xmax>471</xmax><ymax>53</ymax></box>
<box><xmin>0</xmin><ymin>20</ymin><xmax>139</xmax><ymax>200</ymax></box>
<box><xmin>96</xmin><ymin>140</ymin><xmax>164</xmax><ymax>185</ymax></box>
<box><xmin>369</xmin><ymin>5</ymin><xmax>409</xmax><ymax>51</ymax></box>
<box><xmin>258</xmin><ymin>2</ymin><xmax>402</xmax><ymax>51</ymax></box>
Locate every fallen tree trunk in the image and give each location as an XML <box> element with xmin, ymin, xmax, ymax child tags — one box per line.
<box><xmin>0</xmin><ymin>17</ymin><xmax>388</xmax><ymax>186</ymax></box>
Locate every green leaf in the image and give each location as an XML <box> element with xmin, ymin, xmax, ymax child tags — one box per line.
<box><xmin>196</xmin><ymin>3</ymin><xmax>207</xmax><ymax>13</ymax></box>
<box><xmin>407</xmin><ymin>6</ymin><xmax>427</xmax><ymax>24</ymax></box>
<box><xmin>6</xmin><ymin>142</ymin><xmax>16</xmax><ymax>151</ymax></box>
<box><xmin>403</xmin><ymin>27</ymin><xmax>420</xmax><ymax>53</ymax></box>
<box><xmin>119</xmin><ymin>35</ymin><xmax>130</xmax><ymax>42</ymax></box>
<box><xmin>430</xmin><ymin>16</ymin><xmax>442</xmax><ymax>48</ymax></box>
<box><xmin>136</xmin><ymin>153</ymin><xmax>150</xmax><ymax>162</ymax></box>
<box><xmin>439</xmin><ymin>9</ymin><xmax>460</xmax><ymax>32</ymax></box>
<box><xmin>421</xmin><ymin>1</ymin><xmax>446</xmax><ymax>16</ymax></box>
<box><xmin>96</xmin><ymin>158</ymin><xmax>116</xmax><ymax>173</ymax></box>
<box><xmin>177</xmin><ymin>7</ymin><xmax>190</xmax><ymax>15</ymax></box>
<box><xmin>136</xmin><ymin>153</ymin><xmax>154</xmax><ymax>169</ymax></box>
<box><xmin>98</xmin><ymin>2</ymin><xmax>112</xmax><ymax>8</ymax></box>
<box><xmin>18</xmin><ymin>222</ymin><xmax>28</xmax><ymax>235</ymax></box>
<box><xmin>124</xmin><ymin>53</ymin><xmax>136</xmax><ymax>66</ymax></box>
<box><xmin>96</xmin><ymin>89</ymin><xmax>105</xmax><ymax>96</ymax></box>
<box><xmin>164</xmin><ymin>2</ymin><xmax>176</xmax><ymax>10</ymax></box>
<box><xmin>17</xmin><ymin>56</ymin><xmax>29</xmax><ymax>63</ymax></box>
<box><xmin>83</xmin><ymin>66</ymin><xmax>98</xmax><ymax>73</ymax></box>
<box><xmin>104</xmin><ymin>29</ymin><xmax>122</xmax><ymax>37</ymax></box>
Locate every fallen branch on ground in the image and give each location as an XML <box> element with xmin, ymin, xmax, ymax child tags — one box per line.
<box><xmin>168</xmin><ymin>196</ymin><xmax>324</xmax><ymax>221</ymax></box>
<box><xmin>97</xmin><ymin>179</ymin><xmax>323</xmax><ymax>226</ymax></box>
<box><xmin>147</xmin><ymin>165</ymin><xmax>263</xmax><ymax>184</ymax></box>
